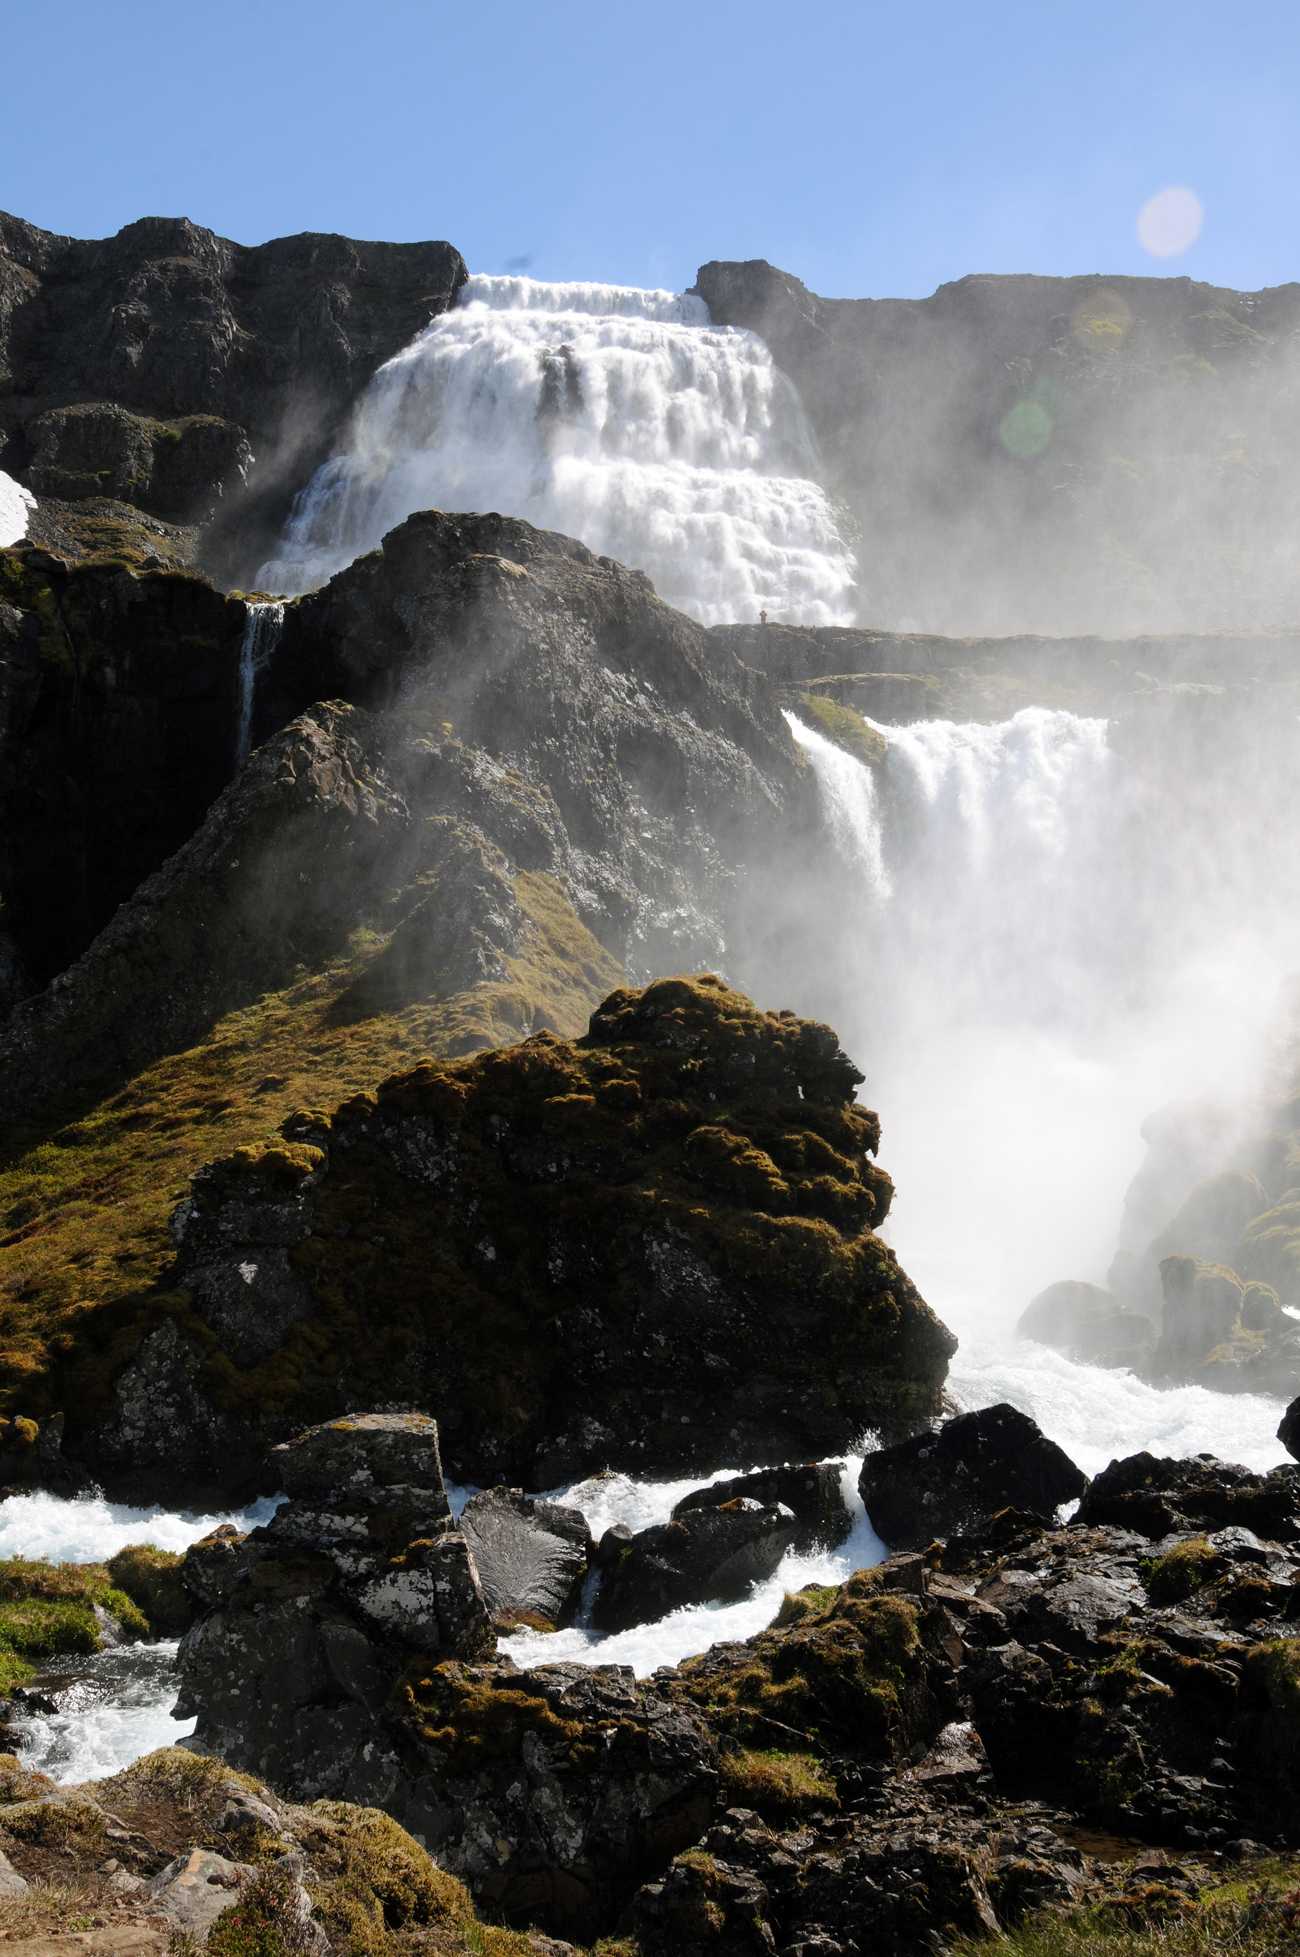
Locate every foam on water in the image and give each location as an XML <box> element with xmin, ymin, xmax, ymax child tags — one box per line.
<box><xmin>0</xmin><ymin>470</ymin><xmax>35</xmax><ymax>548</ymax></box>
<box><xmin>0</xmin><ymin>1491</ymin><xmax>282</xmax><ymax>1781</ymax></box>
<box><xmin>499</xmin><ymin>1459</ymin><xmax>887</xmax><ymax>1676</ymax></box>
<box><xmin>259</xmin><ymin>275</ymin><xmax>859</xmax><ymax>625</ymax></box>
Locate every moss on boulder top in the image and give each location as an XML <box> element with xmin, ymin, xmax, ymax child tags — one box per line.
<box><xmin>76</xmin><ymin>975</ymin><xmax>954</xmax><ymax>1498</ymax></box>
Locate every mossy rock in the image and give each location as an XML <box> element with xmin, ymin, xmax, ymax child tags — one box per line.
<box><xmin>0</xmin><ymin>1554</ymin><xmax>149</xmax><ymax>1688</ymax></box>
<box><xmin>162</xmin><ymin>974</ymin><xmax>952</xmax><ymax>1485</ymax></box>
<box><xmin>798</xmin><ymin>692</ymin><xmax>889</xmax><ymax>768</ymax></box>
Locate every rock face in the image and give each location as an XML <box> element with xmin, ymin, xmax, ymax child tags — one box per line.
<box><xmin>105</xmin><ymin>974</ymin><xmax>954</xmax><ymax>1495</ymax></box>
<box><xmin>1281</xmin><ymin>1397</ymin><xmax>1300</xmax><ymax>1461</ymax></box>
<box><xmin>590</xmin><ymin>1500</ymin><xmax>798</xmax><ymax>1633</ymax></box>
<box><xmin>0</xmin><ymin>209</ymin><xmax>467</xmax><ymax>579</ymax></box>
<box><xmin>858</xmin><ymin>1406</ymin><xmax>1088</xmax><ymax>1549</ymax></box>
<box><xmin>695</xmin><ymin>256</ymin><xmax>1300</xmax><ymax>638</ymax></box>
<box><xmin>1018</xmin><ymin>1280</ymin><xmax>1154</xmax><ymax>1369</ymax></box>
<box><xmin>0</xmin><ymin>509</ymin><xmax>820</xmax><ymax>1110</ymax></box>
<box><xmin>1076</xmin><ymin>1450</ymin><xmax>1300</xmax><ymax>1539</ymax></box>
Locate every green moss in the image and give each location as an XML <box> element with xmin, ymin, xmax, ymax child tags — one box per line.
<box><xmin>0</xmin><ymin>1554</ymin><xmax>150</xmax><ymax>1686</ymax></box>
<box><xmin>1140</xmin><ymin>1537</ymin><xmax>1216</xmax><ymax>1607</ymax></box>
<box><xmin>769</xmin><ymin>1583</ymin><xmax>842</xmax><ymax>1628</ymax></box>
<box><xmin>719</xmin><ymin>1745</ymin><xmax>838</xmax><ymax>1819</ymax></box>
<box><xmin>106</xmin><ymin>1543</ymin><xmax>193</xmax><ymax>1634</ymax></box>
<box><xmin>393</xmin><ymin>1660</ymin><xmax>584</xmax><ymax>1777</ymax></box>
<box><xmin>0</xmin><ymin>875</ymin><xmax>621</xmax><ymax>1433</ymax></box>
<box><xmin>798</xmin><ymin>692</ymin><xmax>889</xmax><ymax>767</ymax></box>
<box><xmin>676</xmin><ymin>1574</ymin><xmax>921</xmax><ymax>1756</ymax></box>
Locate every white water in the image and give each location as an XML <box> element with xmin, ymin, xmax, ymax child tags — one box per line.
<box><xmin>259</xmin><ymin>275</ymin><xmax>859</xmax><ymax>626</ymax></box>
<box><xmin>785</xmin><ymin>706</ymin><xmax>1300</xmax><ymax>1478</ymax></box>
<box><xmin>1</xmin><ymin>1492</ymin><xmax>281</xmax><ymax>1782</ymax></box>
<box><xmin>0</xmin><ymin>470</ymin><xmax>36</xmax><ymax>548</ymax></box>
<box><xmin>234</xmin><ymin>601</ymin><xmax>284</xmax><ymax>766</ymax></box>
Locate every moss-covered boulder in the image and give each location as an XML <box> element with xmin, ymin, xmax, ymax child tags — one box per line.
<box><xmin>103</xmin><ymin>974</ymin><xmax>953</xmax><ymax>1494</ymax></box>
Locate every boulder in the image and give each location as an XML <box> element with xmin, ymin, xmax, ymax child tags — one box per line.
<box><xmin>1075</xmin><ymin>1449</ymin><xmax>1300</xmax><ymax>1539</ymax></box>
<box><xmin>147</xmin><ymin>1846</ymin><xmax>256</xmax><ymax>1936</ymax></box>
<box><xmin>590</xmin><ymin>1500</ymin><xmax>798</xmax><ymax>1633</ymax></box>
<box><xmin>175</xmin><ymin>1412</ymin><xmax>493</xmax><ymax>1794</ymax></box>
<box><xmin>1017</xmin><ymin>1280</ymin><xmax>1154</xmax><ymax>1367</ymax></box>
<box><xmin>1148</xmin><ymin>1256</ymin><xmax>1244</xmax><ymax>1379</ymax></box>
<box><xmin>1281</xmin><ymin>1397</ymin><xmax>1300</xmax><ymax>1462</ymax></box>
<box><xmin>672</xmin><ymin>1462</ymin><xmax>851</xmax><ymax>1549</ymax></box>
<box><xmin>857</xmin><ymin>1404</ymin><xmax>1088</xmax><ymax>1549</ymax></box>
<box><xmin>458</xmin><ymin>1487</ymin><xmax>591</xmax><ymax>1628</ymax></box>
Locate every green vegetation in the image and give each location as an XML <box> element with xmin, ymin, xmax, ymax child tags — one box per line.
<box><xmin>769</xmin><ymin>1582</ymin><xmax>841</xmax><ymax>1627</ymax></box>
<box><xmin>676</xmin><ymin>1569</ymin><xmax>922</xmax><ymax>1755</ymax></box>
<box><xmin>1140</xmin><ymin>1537</ymin><xmax>1216</xmax><ymax>1606</ymax></box>
<box><xmin>0</xmin><ymin>1556</ymin><xmax>148</xmax><ymax>1689</ymax></box>
<box><xmin>105</xmin><ymin>1543</ymin><xmax>192</xmax><ymax>1634</ymax></box>
<box><xmin>955</xmin><ymin>1857</ymin><xmax>1300</xmax><ymax>1957</ymax></box>
<box><xmin>798</xmin><ymin>692</ymin><xmax>888</xmax><ymax>767</ymax></box>
<box><xmin>719</xmin><ymin>1745</ymin><xmax>838</xmax><ymax>1819</ymax></box>
<box><xmin>0</xmin><ymin>873</ymin><xmax>621</xmax><ymax>1433</ymax></box>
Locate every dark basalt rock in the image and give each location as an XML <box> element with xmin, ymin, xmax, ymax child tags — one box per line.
<box><xmin>673</xmin><ymin>1461</ymin><xmax>852</xmax><ymax>1550</ymax></box>
<box><xmin>458</xmin><ymin>1487</ymin><xmax>591</xmax><ymax>1628</ymax></box>
<box><xmin>590</xmin><ymin>1500</ymin><xmax>798</xmax><ymax>1633</ymax></box>
<box><xmin>134</xmin><ymin>974</ymin><xmax>953</xmax><ymax>1491</ymax></box>
<box><xmin>0</xmin><ymin>208</ymin><xmax>467</xmax><ymax>578</ymax></box>
<box><xmin>858</xmin><ymin>1405</ymin><xmax>1088</xmax><ymax>1550</ymax></box>
<box><xmin>1281</xmin><ymin>1396</ymin><xmax>1300</xmax><ymax>1461</ymax></box>
<box><xmin>1075</xmin><ymin>1449</ymin><xmax>1300</xmax><ymax>1539</ymax></box>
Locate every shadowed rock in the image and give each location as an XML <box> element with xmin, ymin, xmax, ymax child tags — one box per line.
<box><xmin>459</xmin><ymin>1487</ymin><xmax>591</xmax><ymax>1628</ymax></box>
<box><xmin>591</xmin><ymin>1499</ymin><xmax>798</xmax><ymax>1633</ymax></box>
<box><xmin>858</xmin><ymin>1404</ymin><xmax>1088</xmax><ymax>1549</ymax></box>
<box><xmin>672</xmin><ymin>1461</ymin><xmax>851</xmax><ymax>1550</ymax></box>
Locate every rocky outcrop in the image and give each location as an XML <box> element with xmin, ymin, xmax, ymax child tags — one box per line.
<box><xmin>1018</xmin><ymin>1280</ymin><xmax>1154</xmax><ymax>1368</ymax></box>
<box><xmin>695</xmin><ymin>257</ymin><xmax>1300</xmax><ymax>638</ymax></box>
<box><xmin>92</xmin><ymin>975</ymin><xmax>953</xmax><ymax>1495</ymax></box>
<box><xmin>1281</xmin><ymin>1397</ymin><xmax>1300</xmax><ymax>1461</ymax></box>
<box><xmin>1076</xmin><ymin>1450</ymin><xmax>1300</xmax><ymax>1539</ymax></box>
<box><xmin>0</xmin><ymin>209</ymin><xmax>467</xmax><ymax>580</ymax></box>
<box><xmin>0</xmin><ymin>510</ymin><xmax>820</xmax><ymax>1108</ymax></box>
<box><xmin>590</xmin><ymin>1501</ymin><xmax>798</xmax><ymax>1633</ymax></box>
<box><xmin>858</xmin><ymin>1406</ymin><xmax>1088</xmax><ymax>1549</ymax></box>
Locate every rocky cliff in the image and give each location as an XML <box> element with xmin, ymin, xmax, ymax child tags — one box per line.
<box><xmin>696</xmin><ymin>257</ymin><xmax>1300</xmax><ymax>638</ymax></box>
<box><xmin>0</xmin><ymin>210</ymin><xmax>466</xmax><ymax>580</ymax></box>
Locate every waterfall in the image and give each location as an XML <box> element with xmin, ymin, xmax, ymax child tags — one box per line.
<box><xmin>258</xmin><ymin>275</ymin><xmax>859</xmax><ymax>626</ymax></box>
<box><xmin>234</xmin><ymin>601</ymin><xmax>284</xmax><ymax>767</ymax></box>
<box><xmin>787</xmin><ymin>703</ymin><xmax>1300</xmax><ymax>1475</ymax></box>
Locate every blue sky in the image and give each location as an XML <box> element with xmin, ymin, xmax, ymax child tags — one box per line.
<box><xmin>4</xmin><ymin>1</ymin><xmax>1299</xmax><ymax>300</ymax></box>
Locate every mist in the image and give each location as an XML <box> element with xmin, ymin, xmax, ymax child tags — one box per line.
<box><xmin>251</xmin><ymin>261</ymin><xmax>1300</xmax><ymax>1480</ymax></box>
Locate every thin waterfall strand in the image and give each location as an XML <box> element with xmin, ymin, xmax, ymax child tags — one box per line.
<box><xmin>235</xmin><ymin>601</ymin><xmax>284</xmax><ymax>766</ymax></box>
<box><xmin>259</xmin><ymin>276</ymin><xmax>859</xmax><ymax>626</ymax></box>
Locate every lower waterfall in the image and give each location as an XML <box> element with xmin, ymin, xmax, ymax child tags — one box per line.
<box><xmin>234</xmin><ymin>599</ymin><xmax>284</xmax><ymax>766</ymax></box>
<box><xmin>786</xmin><ymin>704</ymin><xmax>1300</xmax><ymax>1476</ymax></box>
<box><xmin>259</xmin><ymin>275</ymin><xmax>859</xmax><ymax>626</ymax></box>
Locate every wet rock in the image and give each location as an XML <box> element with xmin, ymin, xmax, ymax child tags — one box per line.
<box><xmin>1075</xmin><ymin>1449</ymin><xmax>1300</xmax><ymax>1539</ymax></box>
<box><xmin>180</xmin><ymin>1524</ymin><xmax>249</xmax><ymax>1609</ymax></box>
<box><xmin>591</xmin><ymin>1500</ymin><xmax>799</xmax><ymax>1633</ymax></box>
<box><xmin>673</xmin><ymin>1462</ymin><xmax>852</xmax><ymax>1550</ymax></box>
<box><xmin>1280</xmin><ymin>1396</ymin><xmax>1300</xmax><ymax>1461</ymax></box>
<box><xmin>858</xmin><ymin>1404</ymin><xmax>1088</xmax><ymax>1549</ymax></box>
<box><xmin>459</xmin><ymin>1487</ymin><xmax>590</xmax><ymax>1628</ymax></box>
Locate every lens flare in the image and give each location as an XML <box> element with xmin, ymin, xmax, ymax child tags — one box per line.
<box><xmin>1137</xmin><ymin>187</ymin><xmax>1203</xmax><ymax>258</ymax></box>
<box><xmin>999</xmin><ymin>399</ymin><xmax>1053</xmax><ymax>459</ymax></box>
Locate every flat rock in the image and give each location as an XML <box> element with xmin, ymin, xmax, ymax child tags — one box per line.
<box><xmin>459</xmin><ymin>1487</ymin><xmax>590</xmax><ymax>1626</ymax></box>
<box><xmin>147</xmin><ymin>1845</ymin><xmax>254</xmax><ymax>1932</ymax></box>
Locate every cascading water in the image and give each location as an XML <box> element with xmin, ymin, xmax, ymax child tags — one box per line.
<box><xmin>785</xmin><ymin>705</ymin><xmax>1300</xmax><ymax>1476</ymax></box>
<box><xmin>258</xmin><ymin>275</ymin><xmax>859</xmax><ymax>625</ymax></box>
<box><xmin>234</xmin><ymin>600</ymin><xmax>284</xmax><ymax>766</ymax></box>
